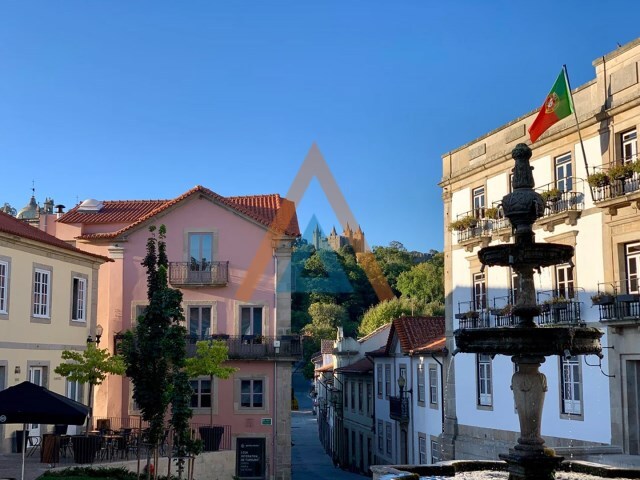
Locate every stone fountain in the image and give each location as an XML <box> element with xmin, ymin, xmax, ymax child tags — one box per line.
<box><xmin>453</xmin><ymin>143</ymin><xmax>603</xmax><ymax>480</ymax></box>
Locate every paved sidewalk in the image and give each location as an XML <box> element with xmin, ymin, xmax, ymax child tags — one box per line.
<box><xmin>291</xmin><ymin>410</ymin><xmax>364</xmax><ymax>480</ymax></box>
<box><xmin>0</xmin><ymin>451</ymin><xmax>52</xmax><ymax>480</ymax></box>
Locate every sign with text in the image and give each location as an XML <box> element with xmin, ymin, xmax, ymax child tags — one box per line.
<box><xmin>260</xmin><ymin>418</ymin><xmax>272</xmax><ymax>426</ymax></box>
<box><xmin>236</xmin><ymin>437</ymin><xmax>266</xmax><ymax>480</ymax></box>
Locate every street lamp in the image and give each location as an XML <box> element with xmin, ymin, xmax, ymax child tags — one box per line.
<box><xmin>87</xmin><ymin>324</ymin><xmax>104</xmax><ymax>347</ymax></box>
<box><xmin>398</xmin><ymin>374</ymin><xmax>406</xmax><ymax>398</ymax></box>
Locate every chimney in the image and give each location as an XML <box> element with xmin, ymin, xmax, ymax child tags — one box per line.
<box><xmin>55</xmin><ymin>204</ymin><xmax>66</xmax><ymax>218</ymax></box>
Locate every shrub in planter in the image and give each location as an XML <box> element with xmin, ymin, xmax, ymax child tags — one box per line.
<box><xmin>587</xmin><ymin>172</ymin><xmax>610</xmax><ymax>187</ymax></box>
<box><xmin>449</xmin><ymin>215</ymin><xmax>478</xmax><ymax>232</ymax></box>
<box><xmin>540</xmin><ymin>188</ymin><xmax>562</xmax><ymax>203</ymax></box>
<box><xmin>609</xmin><ymin>163</ymin><xmax>634</xmax><ymax>180</ymax></box>
<box><xmin>591</xmin><ymin>293</ymin><xmax>614</xmax><ymax>305</ymax></box>
<box><xmin>484</xmin><ymin>207</ymin><xmax>500</xmax><ymax>219</ymax></box>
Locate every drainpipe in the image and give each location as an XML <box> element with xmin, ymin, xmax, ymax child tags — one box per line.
<box><xmin>273</xmin><ymin>358</ymin><xmax>277</xmax><ymax>480</ymax></box>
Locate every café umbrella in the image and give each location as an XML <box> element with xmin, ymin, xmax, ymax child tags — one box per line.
<box><xmin>0</xmin><ymin>381</ymin><xmax>89</xmax><ymax>480</ymax></box>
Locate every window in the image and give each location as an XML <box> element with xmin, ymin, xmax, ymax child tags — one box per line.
<box><xmin>473</xmin><ymin>272</ymin><xmax>486</xmax><ymax>311</ymax></box>
<box><xmin>66</xmin><ymin>379</ymin><xmax>83</xmax><ymax>403</ymax></box>
<box><xmin>190</xmin><ymin>379</ymin><xmax>212</xmax><ymax>408</ymax></box>
<box><xmin>477</xmin><ymin>354</ymin><xmax>493</xmax><ymax>407</ymax></box>
<box><xmin>366</xmin><ymin>383</ymin><xmax>372</xmax><ymax>415</ymax></box>
<box><xmin>241</xmin><ymin>306</ymin><xmax>263</xmax><ymax>336</ymax></box>
<box><xmin>377</xmin><ymin>365</ymin><xmax>382</xmax><ymax>397</ymax></box>
<box><xmin>622</xmin><ymin>129</ymin><xmax>637</xmax><ymax>163</ymax></box>
<box><xmin>417</xmin><ymin>364</ymin><xmax>425</xmax><ymax>404</ymax></box>
<box><xmin>561</xmin><ymin>356</ymin><xmax>582</xmax><ymax>415</ymax></box>
<box><xmin>385</xmin><ymin>365</ymin><xmax>391</xmax><ymax>398</ymax></box>
<box><xmin>350</xmin><ymin>381</ymin><xmax>355</xmax><ymax>410</ymax></box>
<box><xmin>0</xmin><ymin>260</ymin><xmax>8</xmax><ymax>314</ymax></box>
<box><xmin>385</xmin><ymin>422</ymin><xmax>392</xmax><ymax>456</ymax></box>
<box><xmin>626</xmin><ymin>242</ymin><xmax>640</xmax><ymax>294</ymax></box>
<box><xmin>351</xmin><ymin>430</ymin><xmax>356</xmax><ymax>456</ymax></box>
<box><xmin>377</xmin><ymin>420</ymin><xmax>383</xmax><ymax>452</ymax></box>
<box><xmin>358</xmin><ymin>381</ymin><xmax>363</xmax><ymax>412</ymax></box>
<box><xmin>472</xmin><ymin>186</ymin><xmax>485</xmax><ymax>218</ymax></box>
<box><xmin>189</xmin><ymin>306</ymin><xmax>212</xmax><ymax>339</ymax></box>
<box><xmin>72</xmin><ymin>277</ymin><xmax>87</xmax><ymax>321</ymax></box>
<box><xmin>555</xmin><ymin>152</ymin><xmax>572</xmax><ymax>192</ymax></box>
<box><xmin>241</xmin><ymin>379</ymin><xmax>263</xmax><ymax>408</ymax></box>
<box><xmin>429</xmin><ymin>365</ymin><xmax>438</xmax><ymax>406</ymax></box>
<box><xmin>399</xmin><ymin>365</ymin><xmax>407</xmax><ymax>389</ymax></box>
<box><xmin>189</xmin><ymin>232</ymin><xmax>213</xmax><ymax>268</ymax></box>
<box><xmin>418</xmin><ymin>435</ymin><xmax>427</xmax><ymax>464</ymax></box>
<box><xmin>431</xmin><ymin>439</ymin><xmax>441</xmax><ymax>464</ymax></box>
<box><xmin>555</xmin><ymin>264</ymin><xmax>574</xmax><ymax>299</ymax></box>
<box><xmin>33</xmin><ymin>268</ymin><xmax>51</xmax><ymax>318</ymax></box>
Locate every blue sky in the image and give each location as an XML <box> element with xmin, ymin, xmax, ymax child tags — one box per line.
<box><xmin>2</xmin><ymin>1</ymin><xmax>640</xmax><ymax>252</ymax></box>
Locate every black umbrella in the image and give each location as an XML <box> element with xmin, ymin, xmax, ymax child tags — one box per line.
<box><xmin>0</xmin><ymin>381</ymin><xmax>88</xmax><ymax>425</ymax></box>
<box><xmin>0</xmin><ymin>381</ymin><xmax>88</xmax><ymax>480</ymax></box>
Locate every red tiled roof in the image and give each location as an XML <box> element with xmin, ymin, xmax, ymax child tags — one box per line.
<box><xmin>358</xmin><ymin>322</ymin><xmax>391</xmax><ymax>343</ymax></box>
<box><xmin>0</xmin><ymin>211</ymin><xmax>111</xmax><ymax>262</ymax></box>
<box><xmin>60</xmin><ymin>186</ymin><xmax>300</xmax><ymax>239</ymax></box>
<box><xmin>320</xmin><ymin>339</ymin><xmax>334</xmax><ymax>354</ymax></box>
<box><xmin>385</xmin><ymin>316</ymin><xmax>445</xmax><ymax>355</ymax></box>
<box><xmin>413</xmin><ymin>337</ymin><xmax>446</xmax><ymax>354</ymax></box>
<box><xmin>316</xmin><ymin>363</ymin><xmax>334</xmax><ymax>373</ymax></box>
<box><xmin>335</xmin><ymin>357</ymin><xmax>373</xmax><ymax>374</ymax></box>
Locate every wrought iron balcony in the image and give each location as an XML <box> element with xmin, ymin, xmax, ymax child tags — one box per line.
<box><xmin>186</xmin><ymin>334</ymin><xmax>303</xmax><ymax>359</ymax></box>
<box><xmin>535</xmin><ymin>178</ymin><xmax>584</xmax><ymax>231</ymax></box>
<box><xmin>169</xmin><ymin>261</ymin><xmax>229</xmax><ymax>287</ymax></box>
<box><xmin>593</xmin><ymin>282</ymin><xmax>640</xmax><ymax>323</ymax></box>
<box><xmin>590</xmin><ymin>158</ymin><xmax>640</xmax><ymax>215</ymax></box>
<box><xmin>389</xmin><ymin>396</ymin><xmax>409</xmax><ymax>422</ymax></box>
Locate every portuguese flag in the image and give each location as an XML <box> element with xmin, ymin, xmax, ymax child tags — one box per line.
<box><xmin>528</xmin><ymin>68</ymin><xmax>574</xmax><ymax>143</ymax></box>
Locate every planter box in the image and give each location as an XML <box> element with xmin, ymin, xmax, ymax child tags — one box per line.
<box><xmin>199</xmin><ymin>426</ymin><xmax>224</xmax><ymax>452</ymax></box>
<box><xmin>592</xmin><ymin>295</ymin><xmax>614</xmax><ymax>306</ymax></box>
<box><xmin>617</xmin><ymin>294</ymin><xmax>640</xmax><ymax>303</ymax></box>
<box><xmin>71</xmin><ymin>435</ymin><xmax>100</xmax><ymax>464</ymax></box>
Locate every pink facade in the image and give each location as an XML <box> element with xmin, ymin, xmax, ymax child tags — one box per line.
<box><xmin>45</xmin><ymin>186</ymin><xmax>299</xmax><ymax>480</ymax></box>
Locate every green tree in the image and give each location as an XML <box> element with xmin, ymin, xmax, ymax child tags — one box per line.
<box><xmin>303</xmin><ymin>302</ymin><xmax>350</xmax><ymax>338</ymax></box>
<box><xmin>55</xmin><ymin>343</ymin><xmax>126</xmax><ymax>431</ymax></box>
<box><xmin>121</xmin><ymin>225</ymin><xmax>195</xmax><ymax>471</ymax></box>
<box><xmin>372</xmin><ymin>241</ymin><xmax>415</xmax><ymax>294</ymax></box>
<box><xmin>397</xmin><ymin>252</ymin><xmax>444</xmax><ymax>304</ymax></box>
<box><xmin>358</xmin><ymin>297</ymin><xmax>425</xmax><ymax>336</ymax></box>
<box><xmin>185</xmin><ymin>340</ymin><xmax>237</xmax><ymax>426</ymax></box>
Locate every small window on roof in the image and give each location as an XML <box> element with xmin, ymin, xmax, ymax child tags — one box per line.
<box><xmin>77</xmin><ymin>199</ymin><xmax>104</xmax><ymax>212</ymax></box>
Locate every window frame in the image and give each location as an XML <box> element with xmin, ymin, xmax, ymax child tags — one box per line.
<box><xmin>71</xmin><ymin>275</ymin><xmax>88</xmax><ymax>322</ymax></box>
<box><xmin>554</xmin><ymin>152</ymin><xmax>573</xmax><ymax>192</ymax></box>
<box><xmin>240</xmin><ymin>305</ymin><xmax>264</xmax><ymax>337</ymax></box>
<box><xmin>188</xmin><ymin>305</ymin><xmax>213</xmax><ymax>339</ymax></box>
<box><xmin>429</xmin><ymin>365</ymin><xmax>438</xmax><ymax>407</ymax></box>
<box><xmin>239</xmin><ymin>378</ymin><xmax>265</xmax><ymax>410</ymax></box>
<box><xmin>477</xmin><ymin>354</ymin><xmax>493</xmax><ymax>408</ymax></box>
<box><xmin>377</xmin><ymin>365</ymin><xmax>383</xmax><ymax>397</ymax></box>
<box><xmin>190</xmin><ymin>378</ymin><xmax>212</xmax><ymax>410</ymax></box>
<box><xmin>358</xmin><ymin>381</ymin><xmax>363</xmax><ymax>413</ymax></box>
<box><xmin>472</xmin><ymin>186</ymin><xmax>485</xmax><ymax>218</ymax></box>
<box><xmin>384</xmin><ymin>364</ymin><xmax>391</xmax><ymax>399</ymax></box>
<box><xmin>377</xmin><ymin>420</ymin><xmax>383</xmax><ymax>453</ymax></box>
<box><xmin>473</xmin><ymin>272</ymin><xmax>486</xmax><ymax>311</ymax></box>
<box><xmin>417</xmin><ymin>363</ymin><xmax>426</xmax><ymax>405</ymax></box>
<box><xmin>555</xmin><ymin>263</ymin><xmax>575</xmax><ymax>299</ymax></box>
<box><xmin>385</xmin><ymin>422</ymin><xmax>392</xmax><ymax>456</ymax></box>
<box><xmin>0</xmin><ymin>257</ymin><xmax>9</xmax><ymax>317</ymax></box>
<box><xmin>621</xmin><ymin>129</ymin><xmax>637</xmax><ymax>164</ymax></box>
<box><xmin>32</xmin><ymin>265</ymin><xmax>52</xmax><ymax>320</ymax></box>
<box><xmin>418</xmin><ymin>434</ymin><xmax>427</xmax><ymax>464</ymax></box>
<box><xmin>560</xmin><ymin>355</ymin><xmax>583</xmax><ymax>418</ymax></box>
<box><xmin>625</xmin><ymin>241</ymin><xmax>640</xmax><ymax>294</ymax></box>
<box><xmin>430</xmin><ymin>438</ymin><xmax>441</xmax><ymax>464</ymax></box>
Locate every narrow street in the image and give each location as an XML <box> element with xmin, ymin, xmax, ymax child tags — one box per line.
<box><xmin>291</xmin><ymin>370</ymin><xmax>364</xmax><ymax>480</ymax></box>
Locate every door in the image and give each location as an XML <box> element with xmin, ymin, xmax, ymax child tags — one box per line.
<box><xmin>627</xmin><ymin>361</ymin><xmax>640</xmax><ymax>454</ymax></box>
<box><xmin>29</xmin><ymin>367</ymin><xmax>44</xmax><ymax>437</ymax></box>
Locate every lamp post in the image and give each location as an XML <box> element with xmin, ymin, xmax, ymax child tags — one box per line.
<box><xmin>398</xmin><ymin>374</ymin><xmax>406</xmax><ymax>398</ymax></box>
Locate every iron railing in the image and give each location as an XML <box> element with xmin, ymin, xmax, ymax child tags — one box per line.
<box><xmin>168</xmin><ymin>261</ymin><xmax>229</xmax><ymax>286</ymax></box>
<box><xmin>389</xmin><ymin>396</ymin><xmax>409</xmax><ymax>422</ymax></box>
<box><xmin>535</xmin><ymin>177</ymin><xmax>585</xmax><ymax>218</ymax></box>
<box><xmin>590</xmin><ymin>157</ymin><xmax>640</xmax><ymax>202</ymax></box>
<box><xmin>186</xmin><ymin>334</ymin><xmax>303</xmax><ymax>359</ymax></box>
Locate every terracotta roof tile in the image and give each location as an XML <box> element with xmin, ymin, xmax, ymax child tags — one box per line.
<box><xmin>316</xmin><ymin>363</ymin><xmax>334</xmax><ymax>373</ymax></box>
<box><xmin>385</xmin><ymin>316</ymin><xmax>445</xmax><ymax>355</ymax></box>
<box><xmin>0</xmin><ymin>211</ymin><xmax>111</xmax><ymax>262</ymax></box>
<box><xmin>61</xmin><ymin>186</ymin><xmax>300</xmax><ymax>239</ymax></box>
<box><xmin>413</xmin><ymin>337</ymin><xmax>446</xmax><ymax>354</ymax></box>
<box><xmin>335</xmin><ymin>357</ymin><xmax>373</xmax><ymax>374</ymax></box>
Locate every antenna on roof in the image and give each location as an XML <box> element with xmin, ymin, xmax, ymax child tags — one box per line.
<box><xmin>32</xmin><ymin>180</ymin><xmax>35</xmax><ymax>197</ymax></box>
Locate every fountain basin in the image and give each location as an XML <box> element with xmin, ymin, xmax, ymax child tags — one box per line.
<box><xmin>478</xmin><ymin>243</ymin><xmax>574</xmax><ymax>269</ymax></box>
<box><xmin>454</xmin><ymin>326</ymin><xmax>603</xmax><ymax>358</ymax></box>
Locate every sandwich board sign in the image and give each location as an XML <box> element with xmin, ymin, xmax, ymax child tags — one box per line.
<box><xmin>236</xmin><ymin>437</ymin><xmax>266</xmax><ymax>480</ymax></box>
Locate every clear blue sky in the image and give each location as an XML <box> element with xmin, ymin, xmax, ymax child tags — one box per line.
<box><xmin>2</xmin><ymin>1</ymin><xmax>639</xmax><ymax>252</ymax></box>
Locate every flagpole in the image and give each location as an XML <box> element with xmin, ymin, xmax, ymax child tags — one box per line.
<box><xmin>563</xmin><ymin>64</ymin><xmax>595</xmax><ymax>202</ymax></box>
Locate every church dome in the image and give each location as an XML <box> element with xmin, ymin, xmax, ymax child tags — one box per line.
<box><xmin>16</xmin><ymin>196</ymin><xmax>39</xmax><ymax>220</ymax></box>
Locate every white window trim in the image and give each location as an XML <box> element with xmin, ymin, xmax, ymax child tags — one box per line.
<box><xmin>429</xmin><ymin>365</ymin><xmax>438</xmax><ymax>408</ymax></box>
<box><xmin>560</xmin><ymin>355</ymin><xmax>583</xmax><ymax>419</ymax></box>
<box><xmin>71</xmin><ymin>276</ymin><xmax>87</xmax><ymax>322</ymax></box>
<box><xmin>0</xmin><ymin>259</ymin><xmax>8</xmax><ymax>315</ymax></box>
<box><xmin>32</xmin><ymin>267</ymin><xmax>51</xmax><ymax>319</ymax></box>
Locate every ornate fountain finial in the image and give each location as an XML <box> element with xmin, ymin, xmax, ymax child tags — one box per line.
<box><xmin>511</xmin><ymin>143</ymin><xmax>535</xmax><ymax>189</ymax></box>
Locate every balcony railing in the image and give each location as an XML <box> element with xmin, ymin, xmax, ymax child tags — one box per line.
<box><xmin>594</xmin><ymin>280</ymin><xmax>640</xmax><ymax>322</ymax></box>
<box><xmin>168</xmin><ymin>261</ymin><xmax>229</xmax><ymax>286</ymax></box>
<box><xmin>590</xmin><ymin>158</ymin><xmax>640</xmax><ymax>205</ymax></box>
<box><xmin>186</xmin><ymin>334</ymin><xmax>303</xmax><ymax>359</ymax></box>
<box><xmin>389</xmin><ymin>396</ymin><xmax>409</xmax><ymax>422</ymax></box>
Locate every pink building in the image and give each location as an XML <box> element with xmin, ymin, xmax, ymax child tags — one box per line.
<box><xmin>44</xmin><ymin>185</ymin><xmax>300</xmax><ymax>480</ymax></box>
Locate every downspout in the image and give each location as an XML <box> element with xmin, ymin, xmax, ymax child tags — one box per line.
<box><xmin>273</xmin><ymin>359</ymin><xmax>277</xmax><ymax>480</ymax></box>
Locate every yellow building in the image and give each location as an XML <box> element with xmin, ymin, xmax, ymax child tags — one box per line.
<box><xmin>0</xmin><ymin>210</ymin><xmax>108</xmax><ymax>452</ymax></box>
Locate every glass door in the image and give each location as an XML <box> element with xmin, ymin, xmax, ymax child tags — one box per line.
<box><xmin>29</xmin><ymin>367</ymin><xmax>44</xmax><ymax>437</ymax></box>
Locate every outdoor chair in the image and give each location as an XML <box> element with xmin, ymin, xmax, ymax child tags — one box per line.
<box><xmin>26</xmin><ymin>435</ymin><xmax>41</xmax><ymax>458</ymax></box>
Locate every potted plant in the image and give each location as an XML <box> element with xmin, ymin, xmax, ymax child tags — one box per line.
<box><xmin>540</xmin><ymin>188</ymin><xmax>562</xmax><ymax>203</ymax></box>
<box><xmin>616</xmin><ymin>293</ymin><xmax>640</xmax><ymax>303</ymax></box>
<box><xmin>587</xmin><ymin>172</ymin><xmax>610</xmax><ymax>187</ymax></box>
<box><xmin>55</xmin><ymin>338</ymin><xmax>126</xmax><ymax>463</ymax></box>
<box><xmin>544</xmin><ymin>296</ymin><xmax>570</xmax><ymax>310</ymax></box>
<box><xmin>484</xmin><ymin>207</ymin><xmax>499</xmax><ymax>219</ymax></box>
<box><xmin>185</xmin><ymin>340</ymin><xmax>237</xmax><ymax>452</ymax></box>
<box><xmin>591</xmin><ymin>292</ymin><xmax>615</xmax><ymax>306</ymax></box>
<box><xmin>449</xmin><ymin>215</ymin><xmax>477</xmax><ymax>232</ymax></box>
<box><xmin>609</xmin><ymin>162</ymin><xmax>634</xmax><ymax>180</ymax></box>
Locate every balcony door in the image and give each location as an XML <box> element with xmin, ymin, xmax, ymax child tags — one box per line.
<box><xmin>29</xmin><ymin>367</ymin><xmax>44</xmax><ymax>437</ymax></box>
<box><xmin>188</xmin><ymin>233</ymin><xmax>213</xmax><ymax>282</ymax></box>
<box><xmin>626</xmin><ymin>360</ymin><xmax>640</xmax><ymax>454</ymax></box>
<box><xmin>626</xmin><ymin>242</ymin><xmax>640</xmax><ymax>295</ymax></box>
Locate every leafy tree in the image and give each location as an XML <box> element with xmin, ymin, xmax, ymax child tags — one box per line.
<box><xmin>54</xmin><ymin>343</ymin><xmax>126</xmax><ymax>431</ymax></box>
<box><xmin>121</xmin><ymin>225</ymin><xmax>195</xmax><ymax>472</ymax></box>
<box><xmin>372</xmin><ymin>241</ymin><xmax>415</xmax><ymax>294</ymax></box>
<box><xmin>397</xmin><ymin>252</ymin><xmax>444</xmax><ymax>304</ymax></box>
<box><xmin>185</xmin><ymin>340</ymin><xmax>237</xmax><ymax>426</ymax></box>
<box><xmin>303</xmin><ymin>302</ymin><xmax>351</xmax><ymax>338</ymax></box>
